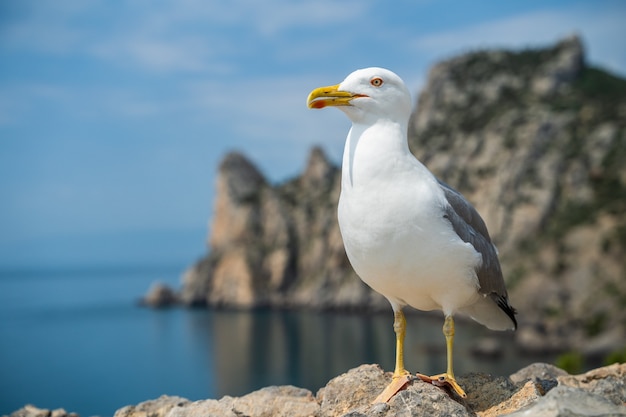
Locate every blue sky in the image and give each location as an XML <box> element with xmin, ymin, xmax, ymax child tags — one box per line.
<box><xmin>1</xmin><ymin>0</ymin><xmax>625</xmax><ymax>268</ymax></box>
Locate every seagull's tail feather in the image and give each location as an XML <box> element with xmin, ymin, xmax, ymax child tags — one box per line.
<box><xmin>460</xmin><ymin>294</ymin><xmax>517</xmax><ymax>331</ymax></box>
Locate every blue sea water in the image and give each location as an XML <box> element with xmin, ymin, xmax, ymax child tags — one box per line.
<box><xmin>0</xmin><ymin>265</ymin><xmax>550</xmax><ymax>417</ymax></box>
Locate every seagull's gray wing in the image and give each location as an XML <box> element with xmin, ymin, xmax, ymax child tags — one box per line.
<box><xmin>438</xmin><ymin>179</ymin><xmax>517</xmax><ymax>327</ymax></box>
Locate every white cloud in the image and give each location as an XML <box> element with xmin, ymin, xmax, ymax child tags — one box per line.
<box><xmin>90</xmin><ymin>34</ymin><xmax>232</xmax><ymax>74</ymax></box>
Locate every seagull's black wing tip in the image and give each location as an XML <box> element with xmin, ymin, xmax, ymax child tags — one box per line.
<box><xmin>496</xmin><ymin>295</ymin><xmax>518</xmax><ymax>330</ymax></box>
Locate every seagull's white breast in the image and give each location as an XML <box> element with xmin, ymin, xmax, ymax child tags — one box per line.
<box><xmin>338</xmin><ymin>125</ymin><xmax>482</xmax><ymax>314</ymax></box>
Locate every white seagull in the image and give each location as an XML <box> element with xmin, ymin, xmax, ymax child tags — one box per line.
<box><xmin>307</xmin><ymin>67</ymin><xmax>517</xmax><ymax>402</ymax></box>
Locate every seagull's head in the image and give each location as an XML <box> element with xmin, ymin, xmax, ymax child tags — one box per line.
<box><xmin>307</xmin><ymin>67</ymin><xmax>412</xmax><ymax>125</ymax></box>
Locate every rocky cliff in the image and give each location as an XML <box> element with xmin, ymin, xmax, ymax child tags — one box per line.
<box><xmin>147</xmin><ymin>36</ymin><xmax>626</xmax><ymax>355</ymax></box>
<box><xmin>9</xmin><ymin>363</ymin><xmax>626</xmax><ymax>417</ymax></box>
<box><xmin>175</xmin><ymin>147</ymin><xmax>387</xmax><ymax>311</ymax></box>
<box><xmin>406</xmin><ymin>35</ymin><xmax>626</xmax><ymax>355</ymax></box>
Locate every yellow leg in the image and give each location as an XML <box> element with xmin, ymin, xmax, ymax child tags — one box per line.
<box><xmin>393</xmin><ymin>310</ymin><xmax>410</xmax><ymax>378</ymax></box>
<box><xmin>416</xmin><ymin>315</ymin><xmax>467</xmax><ymax>398</ymax></box>
<box><xmin>444</xmin><ymin>314</ymin><xmax>455</xmax><ymax>377</ymax></box>
<box><xmin>372</xmin><ymin>310</ymin><xmax>413</xmax><ymax>403</ymax></box>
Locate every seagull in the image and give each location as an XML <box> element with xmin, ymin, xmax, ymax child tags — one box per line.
<box><xmin>307</xmin><ymin>67</ymin><xmax>517</xmax><ymax>402</ymax></box>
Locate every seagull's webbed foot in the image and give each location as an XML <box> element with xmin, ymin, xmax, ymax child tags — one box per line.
<box><xmin>416</xmin><ymin>372</ymin><xmax>467</xmax><ymax>398</ymax></box>
<box><xmin>417</xmin><ymin>315</ymin><xmax>467</xmax><ymax>398</ymax></box>
<box><xmin>372</xmin><ymin>310</ymin><xmax>414</xmax><ymax>404</ymax></box>
<box><xmin>372</xmin><ymin>371</ymin><xmax>414</xmax><ymax>403</ymax></box>
<box><xmin>414</xmin><ymin>315</ymin><xmax>467</xmax><ymax>398</ymax></box>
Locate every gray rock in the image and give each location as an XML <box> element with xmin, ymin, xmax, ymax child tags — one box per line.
<box><xmin>531</xmin><ymin>35</ymin><xmax>584</xmax><ymax>96</ymax></box>
<box><xmin>167</xmin><ymin>398</ymin><xmax>237</xmax><ymax>417</ymax></box>
<box><xmin>557</xmin><ymin>363</ymin><xmax>626</xmax><ymax>407</ymax></box>
<box><xmin>459</xmin><ymin>372</ymin><xmax>520</xmax><ymax>412</ymax></box>
<box><xmin>7</xmin><ymin>363</ymin><xmax>626</xmax><ymax>417</ymax></box>
<box><xmin>317</xmin><ymin>364</ymin><xmax>390</xmax><ymax>416</ymax></box>
<box><xmin>114</xmin><ymin>395</ymin><xmax>190</xmax><ymax>417</ymax></box>
<box><xmin>5</xmin><ymin>405</ymin><xmax>79</xmax><ymax>417</ymax></box>
<box><xmin>510</xmin><ymin>362</ymin><xmax>569</xmax><ymax>395</ymax></box>
<box><xmin>233</xmin><ymin>386</ymin><xmax>319</xmax><ymax>417</ymax></box>
<box><xmin>5</xmin><ymin>405</ymin><xmax>49</xmax><ymax>417</ymax></box>
<box><xmin>504</xmin><ymin>385</ymin><xmax>626</xmax><ymax>417</ymax></box>
<box><xmin>219</xmin><ymin>152</ymin><xmax>266</xmax><ymax>204</ymax></box>
<box><xmin>510</xmin><ymin>362</ymin><xmax>569</xmax><ymax>384</ymax></box>
<box><xmin>141</xmin><ymin>282</ymin><xmax>177</xmax><ymax>307</ymax></box>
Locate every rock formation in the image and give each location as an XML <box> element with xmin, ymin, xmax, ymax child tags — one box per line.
<box><xmin>407</xmin><ymin>35</ymin><xmax>626</xmax><ymax>355</ymax></box>
<box><xmin>8</xmin><ymin>363</ymin><xmax>626</xmax><ymax>417</ymax></box>
<box><xmin>176</xmin><ymin>147</ymin><xmax>387</xmax><ymax>311</ymax></box>
<box><xmin>144</xmin><ymin>35</ymin><xmax>626</xmax><ymax>355</ymax></box>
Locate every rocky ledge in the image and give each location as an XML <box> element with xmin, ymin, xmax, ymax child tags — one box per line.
<box><xmin>8</xmin><ymin>362</ymin><xmax>625</xmax><ymax>417</ymax></box>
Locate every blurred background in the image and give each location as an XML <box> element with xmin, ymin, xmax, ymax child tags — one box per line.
<box><xmin>1</xmin><ymin>1</ymin><xmax>625</xmax><ymax>416</ymax></box>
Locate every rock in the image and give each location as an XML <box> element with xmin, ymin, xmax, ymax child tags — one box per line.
<box><xmin>5</xmin><ymin>405</ymin><xmax>79</xmax><ymax>417</ymax></box>
<box><xmin>459</xmin><ymin>372</ymin><xmax>520</xmax><ymax>414</ymax></box>
<box><xmin>409</xmin><ymin>33</ymin><xmax>626</xmax><ymax>355</ymax></box>
<box><xmin>510</xmin><ymin>363</ymin><xmax>569</xmax><ymax>400</ymax></box>
<box><xmin>166</xmin><ymin>398</ymin><xmax>237</xmax><ymax>417</ymax></box>
<box><xmin>233</xmin><ymin>386</ymin><xmax>319</xmax><ymax>417</ymax></box>
<box><xmin>531</xmin><ymin>35</ymin><xmax>584</xmax><ymax>96</ymax></box>
<box><xmin>116</xmin><ymin>388</ymin><xmax>320</xmax><ymax>417</ymax></box>
<box><xmin>50</xmin><ymin>410</ymin><xmax>72</xmax><ymax>417</ymax></box>
<box><xmin>140</xmin><ymin>282</ymin><xmax>177</xmax><ymax>307</ymax></box>
<box><xmin>317</xmin><ymin>364</ymin><xmax>390</xmax><ymax>416</ymax></box>
<box><xmin>504</xmin><ymin>385</ymin><xmax>626</xmax><ymax>417</ymax></box>
<box><xmin>117</xmin><ymin>363</ymin><xmax>626</xmax><ymax>417</ymax></box>
<box><xmin>556</xmin><ymin>363</ymin><xmax>626</xmax><ymax>407</ymax></box>
<box><xmin>506</xmin><ymin>363</ymin><xmax>626</xmax><ymax>416</ymax></box>
<box><xmin>7</xmin><ymin>363</ymin><xmax>626</xmax><ymax>417</ymax></box>
<box><xmin>480</xmin><ymin>380</ymin><xmax>544</xmax><ymax>417</ymax></box>
<box><xmin>114</xmin><ymin>395</ymin><xmax>190</xmax><ymax>417</ymax></box>
<box><xmin>177</xmin><ymin>146</ymin><xmax>387</xmax><ymax>311</ymax></box>
<box><xmin>510</xmin><ymin>362</ymin><xmax>569</xmax><ymax>385</ymax></box>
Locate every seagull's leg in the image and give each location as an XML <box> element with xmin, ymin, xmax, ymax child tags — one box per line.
<box><xmin>372</xmin><ymin>309</ymin><xmax>413</xmax><ymax>403</ymax></box>
<box><xmin>391</xmin><ymin>309</ymin><xmax>411</xmax><ymax>378</ymax></box>
<box><xmin>416</xmin><ymin>315</ymin><xmax>467</xmax><ymax>398</ymax></box>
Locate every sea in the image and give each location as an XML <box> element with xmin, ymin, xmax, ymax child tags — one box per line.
<box><xmin>0</xmin><ymin>264</ymin><xmax>557</xmax><ymax>417</ymax></box>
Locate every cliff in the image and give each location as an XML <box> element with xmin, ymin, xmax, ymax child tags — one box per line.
<box><xmin>407</xmin><ymin>35</ymin><xmax>626</xmax><ymax>354</ymax></box>
<box><xmin>9</xmin><ymin>362</ymin><xmax>626</xmax><ymax>417</ymax></box>
<box><xmin>176</xmin><ymin>147</ymin><xmax>387</xmax><ymax>311</ymax></box>
<box><xmin>145</xmin><ymin>36</ymin><xmax>626</xmax><ymax>354</ymax></box>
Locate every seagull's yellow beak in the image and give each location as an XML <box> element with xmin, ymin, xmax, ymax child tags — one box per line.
<box><xmin>307</xmin><ymin>84</ymin><xmax>366</xmax><ymax>109</ymax></box>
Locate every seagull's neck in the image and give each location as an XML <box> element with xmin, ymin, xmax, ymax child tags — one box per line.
<box><xmin>342</xmin><ymin>119</ymin><xmax>411</xmax><ymax>189</ymax></box>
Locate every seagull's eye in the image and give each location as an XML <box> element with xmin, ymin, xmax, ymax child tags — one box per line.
<box><xmin>370</xmin><ymin>77</ymin><xmax>383</xmax><ymax>87</ymax></box>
